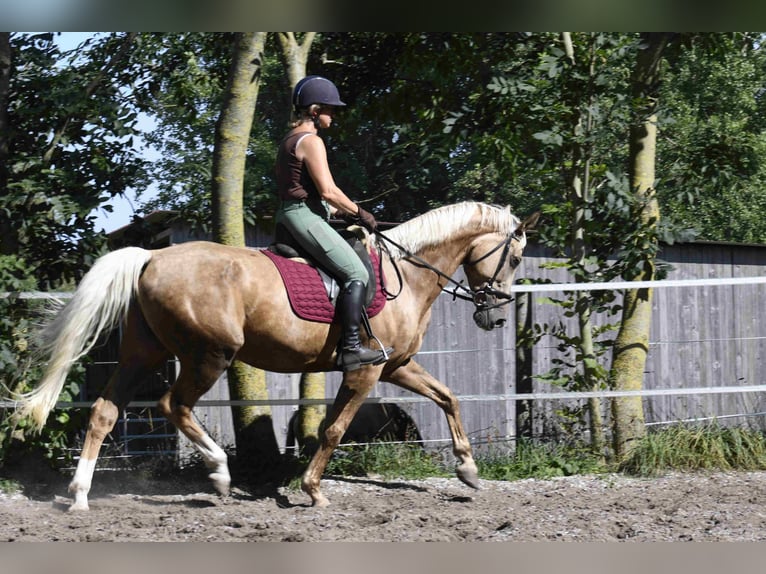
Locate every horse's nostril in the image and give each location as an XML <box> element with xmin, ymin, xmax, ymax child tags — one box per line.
<box><xmin>495</xmin><ymin>318</ymin><xmax>506</xmax><ymax>328</ymax></box>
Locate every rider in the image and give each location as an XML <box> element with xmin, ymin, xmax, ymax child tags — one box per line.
<box><xmin>275</xmin><ymin>75</ymin><xmax>390</xmax><ymax>372</ymax></box>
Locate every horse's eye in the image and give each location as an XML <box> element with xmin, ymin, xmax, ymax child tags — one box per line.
<box><xmin>510</xmin><ymin>256</ymin><xmax>521</xmax><ymax>268</ymax></box>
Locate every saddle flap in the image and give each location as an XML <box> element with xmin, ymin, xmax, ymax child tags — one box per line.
<box><xmin>269</xmin><ymin>222</ymin><xmax>377</xmax><ymax>307</ymax></box>
<box><xmin>262</xmin><ymin>248</ymin><xmax>387</xmax><ymax>324</ymax></box>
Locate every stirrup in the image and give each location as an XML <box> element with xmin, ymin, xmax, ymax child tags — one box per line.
<box><xmin>360</xmin><ymin>310</ymin><xmax>392</xmax><ymax>362</ymax></box>
<box><xmin>337</xmin><ymin>344</ymin><xmax>393</xmax><ymax>372</ymax></box>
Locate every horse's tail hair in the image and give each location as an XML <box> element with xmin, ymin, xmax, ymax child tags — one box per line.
<box><xmin>14</xmin><ymin>247</ymin><xmax>153</xmax><ymax>433</ymax></box>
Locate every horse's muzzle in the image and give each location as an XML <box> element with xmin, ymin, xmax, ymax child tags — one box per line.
<box><xmin>473</xmin><ymin>308</ymin><xmax>507</xmax><ymax>331</ymax></box>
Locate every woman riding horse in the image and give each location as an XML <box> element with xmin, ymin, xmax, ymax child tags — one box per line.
<box><xmin>13</xmin><ymin>201</ymin><xmax>538</xmax><ymax>510</ymax></box>
<box><xmin>275</xmin><ymin>75</ymin><xmax>389</xmax><ymax>371</ymax></box>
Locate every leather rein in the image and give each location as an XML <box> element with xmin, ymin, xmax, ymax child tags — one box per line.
<box><xmin>373</xmin><ymin>229</ymin><xmax>520</xmax><ymax>312</ymax></box>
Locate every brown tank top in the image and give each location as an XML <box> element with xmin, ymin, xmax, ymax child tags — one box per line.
<box><xmin>275</xmin><ymin>131</ymin><xmax>319</xmax><ymax>202</ymax></box>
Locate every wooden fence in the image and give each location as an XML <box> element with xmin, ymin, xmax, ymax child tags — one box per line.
<box><xmin>3</xmin><ymin>235</ymin><xmax>765</xmax><ymax>461</ymax></box>
<box><xmin>179</xmin><ymin>239</ymin><xmax>766</xmax><ymax>457</ymax></box>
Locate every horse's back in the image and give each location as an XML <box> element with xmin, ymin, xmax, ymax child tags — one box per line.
<box><xmin>145</xmin><ymin>241</ymin><xmax>272</xmax><ymax>282</ymax></box>
<box><xmin>136</xmin><ymin>242</ymin><xmax>281</xmax><ymax>346</ymax></box>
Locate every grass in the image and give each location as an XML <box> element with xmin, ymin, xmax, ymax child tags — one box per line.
<box><xmin>619</xmin><ymin>422</ymin><xmax>766</xmax><ymax>477</ymax></box>
<box><xmin>6</xmin><ymin>422</ymin><xmax>764</xmax><ymax>494</ymax></box>
<box><xmin>286</xmin><ymin>438</ymin><xmax>607</xmax><ymax>488</ymax></box>
<box><xmin>308</xmin><ymin>423</ymin><xmax>766</xmax><ymax>485</ymax></box>
<box><xmin>0</xmin><ymin>478</ymin><xmax>22</xmax><ymax>494</ymax></box>
<box><xmin>324</xmin><ymin>443</ymin><xmax>450</xmax><ymax>481</ymax></box>
<box><xmin>476</xmin><ymin>439</ymin><xmax>607</xmax><ymax>481</ymax></box>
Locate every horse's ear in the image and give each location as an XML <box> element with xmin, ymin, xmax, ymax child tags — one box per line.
<box><xmin>514</xmin><ymin>211</ymin><xmax>541</xmax><ymax>236</ymax></box>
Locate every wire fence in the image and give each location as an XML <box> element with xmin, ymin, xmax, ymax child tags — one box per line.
<box><xmin>2</xmin><ymin>274</ymin><xmax>766</xmax><ymax>463</ymax></box>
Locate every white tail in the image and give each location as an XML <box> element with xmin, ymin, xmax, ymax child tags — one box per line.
<box><xmin>15</xmin><ymin>247</ymin><xmax>153</xmax><ymax>432</ymax></box>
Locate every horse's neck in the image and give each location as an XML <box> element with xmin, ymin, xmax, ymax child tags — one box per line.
<box><xmin>399</xmin><ymin>238</ymin><xmax>472</xmax><ymax>302</ymax></box>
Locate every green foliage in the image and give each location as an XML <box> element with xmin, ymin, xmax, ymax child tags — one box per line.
<box><xmin>5</xmin><ymin>31</ymin><xmax>766</xmax><ymax>475</ymax></box>
<box><xmin>137</xmin><ymin>33</ymin><xmax>281</xmax><ymax>235</ymax></box>
<box><xmin>2</xmin><ymin>33</ymin><xmax>148</xmax><ymax>287</ymax></box>
<box><xmin>619</xmin><ymin>422</ymin><xmax>766</xmax><ymax>477</ymax></box>
<box><xmin>132</xmin><ymin>32</ymin><xmax>766</xmax><ymax>243</ymax></box>
<box><xmin>477</xmin><ymin>439</ymin><xmax>607</xmax><ymax>480</ymax></box>
<box><xmin>0</xmin><ymin>280</ymin><xmax>86</xmax><ymax>466</ymax></box>
<box><xmin>324</xmin><ymin>443</ymin><xmax>449</xmax><ymax>481</ymax></box>
<box><xmin>0</xmin><ymin>478</ymin><xmax>22</xmax><ymax>494</ymax></box>
<box><xmin>658</xmin><ymin>33</ymin><xmax>766</xmax><ymax>243</ymax></box>
<box><xmin>0</xmin><ymin>232</ymin><xmax>84</xmax><ymax>466</ymax></box>
<box><xmin>1</xmin><ymin>376</ymin><xmax>86</xmax><ymax>468</ymax></box>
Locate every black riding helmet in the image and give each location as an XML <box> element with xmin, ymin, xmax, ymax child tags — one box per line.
<box><xmin>292</xmin><ymin>75</ymin><xmax>347</xmax><ymax>111</ymax></box>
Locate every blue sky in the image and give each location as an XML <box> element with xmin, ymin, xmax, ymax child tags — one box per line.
<box><xmin>54</xmin><ymin>32</ymin><xmax>160</xmax><ymax>234</ymax></box>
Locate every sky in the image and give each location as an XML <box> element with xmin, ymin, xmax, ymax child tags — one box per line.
<box><xmin>54</xmin><ymin>32</ymin><xmax>160</xmax><ymax>234</ymax></box>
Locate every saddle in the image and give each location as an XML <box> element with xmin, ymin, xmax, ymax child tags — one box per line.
<box><xmin>264</xmin><ymin>223</ymin><xmax>386</xmax><ymax>324</ymax></box>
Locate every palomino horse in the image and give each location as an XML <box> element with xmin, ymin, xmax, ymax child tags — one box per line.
<box><xmin>14</xmin><ymin>201</ymin><xmax>538</xmax><ymax>510</ymax></box>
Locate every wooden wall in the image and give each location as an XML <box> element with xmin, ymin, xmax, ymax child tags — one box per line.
<box><xmin>107</xmin><ymin>218</ymin><xmax>766</xmax><ymax>457</ymax></box>
<box><xmin>182</xmin><ymin>240</ymin><xmax>766</xmax><ymax>458</ymax></box>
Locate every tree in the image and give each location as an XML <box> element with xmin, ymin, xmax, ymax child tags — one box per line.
<box><xmin>1</xmin><ymin>31</ymin><xmax>150</xmax><ymax>398</ymax></box>
<box><xmin>1</xmin><ymin>33</ymin><xmax>147</xmax><ymax>286</ymax></box>
<box><xmin>558</xmin><ymin>32</ymin><xmax>607</xmax><ymax>458</ymax></box>
<box><xmin>657</xmin><ymin>33</ymin><xmax>766</xmax><ymax>244</ymax></box>
<box><xmin>610</xmin><ymin>33</ymin><xmax>674</xmax><ymax>460</ymax></box>
<box><xmin>25</xmin><ymin>32</ymin><xmax>758</xmax><ymax>461</ymax></box>
<box><xmin>1</xmin><ymin>33</ymin><xmax>10</xmax><ymax>191</ymax></box>
<box><xmin>275</xmin><ymin>32</ymin><xmax>326</xmax><ymax>456</ymax></box>
<box><xmin>1</xmin><ymin>32</ymin><xmax>149</xmax><ymax>462</ymax></box>
<box><xmin>210</xmin><ymin>32</ymin><xmax>281</xmax><ymax>474</ymax></box>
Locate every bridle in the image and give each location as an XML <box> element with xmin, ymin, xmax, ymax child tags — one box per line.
<box><xmin>462</xmin><ymin>233</ymin><xmax>520</xmax><ymax>311</ymax></box>
<box><xmin>373</xmin><ymin>229</ymin><xmax>522</xmax><ymax>313</ymax></box>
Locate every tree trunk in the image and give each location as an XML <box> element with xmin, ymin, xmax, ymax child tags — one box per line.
<box><xmin>277</xmin><ymin>33</ymin><xmax>316</xmax><ymax>109</ymax></box>
<box><xmin>276</xmin><ymin>33</ymin><xmax>323</xmax><ymax>453</ymax></box>
<box><xmin>611</xmin><ymin>33</ymin><xmax>672</xmax><ymax>460</ymax></box>
<box><xmin>295</xmin><ymin>372</ymin><xmax>327</xmax><ymax>457</ymax></box>
<box><xmin>211</xmin><ymin>32</ymin><xmax>280</xmax><ymax>475</ymax></box>
<box><xmin>514</xmin><ymin>292</ymin><xmax>533</xmax><ymax>440</ymax></box>
<box><xmin>562</xmin><ymin>33</ymin><xmax>605</xmax><ymax>460</ymax></box>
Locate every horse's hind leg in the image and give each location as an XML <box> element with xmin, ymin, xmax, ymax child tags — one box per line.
<box><xmin>157</xmin><ymin>351</ymin><xmax>233</xmax><ymax>497</ymax></box>
<box><xmin>69</xmin><ymin>309</ymin><xmax>169</xmax><ymax>511</ymax></box>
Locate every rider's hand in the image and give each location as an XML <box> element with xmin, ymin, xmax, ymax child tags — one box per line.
<box><xmin>355</xmin><ymin>204</ymin><xmax>378</xmax><ymax>232</ymax></box>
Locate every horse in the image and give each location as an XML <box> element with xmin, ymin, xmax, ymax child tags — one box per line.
<box><xmin>13</xmin><ymin>201</ymin><xmax>539</xmax><ymax>510</ymax></box>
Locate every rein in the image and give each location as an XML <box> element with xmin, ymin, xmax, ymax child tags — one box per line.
<box><xmin>373</xmin><ymin>229</ymin><xmax>518</xmax><ymax>311</ymax></box>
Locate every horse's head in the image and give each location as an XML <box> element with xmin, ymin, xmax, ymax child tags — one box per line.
<box><xmin>463</xmin><ymin>211</ymin><xmax>540</xmax><ymax>330</ymax></box>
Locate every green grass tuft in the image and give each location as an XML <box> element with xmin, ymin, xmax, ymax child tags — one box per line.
<box><xmin>325</xmin><ymin>442</ymin><xmax>449</xmax><ymax>480</ymax></box>
<box><xmin>476</xmin><ymin>439</ymin><xmax>607</xmax><ymax>481</ymax></box>
<box><xmin>0</xmin><ymin>478</ymin><xmax>22</xmax><ymax>495</ymax></box>
<box><xmin>619</xmin><ymin>422</ymin><xmax>766</xmax><ymax>477</ymax></box>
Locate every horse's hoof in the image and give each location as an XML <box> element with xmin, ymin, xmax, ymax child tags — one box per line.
<box><xmin>209</xmin><ymin>472</ymin><xmax>231</xmax><ymax>496</ymax></box>
<box><xmin>311</xmin><ymin>494</ymin><xmax>330</xmax><ymax>508</ymax></box>
<box><xmin>68</xmin><ymin>502</ymin><xmax>89</xmax><ymax>512</ymax></box>
<box><xmin>456</xmin><ymin>461</ymin><xmax>480</xmax><ymax>490</ymax></box>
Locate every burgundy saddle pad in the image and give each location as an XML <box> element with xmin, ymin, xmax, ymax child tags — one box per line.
<box><xmin>262</xmin><ymin>248</ymin><xmax>387</xmax><ymax>323</ymax></box>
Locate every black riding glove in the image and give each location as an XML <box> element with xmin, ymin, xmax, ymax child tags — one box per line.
<box><xmin>344</xmin><ymin>203</ymin><xmax>378</xmax><ymax>232</ymax></box>
<box><xmin>355</xmin><ymin>205</ymin><xmax>378</xmax><ymax>232</ymax></box>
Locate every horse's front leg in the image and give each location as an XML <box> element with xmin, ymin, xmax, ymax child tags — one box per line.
<box><xmin>382</xmin><ymin>359</ymin><xmax>479</xmax><ymax>489</ymax></box>
<box><xmin>301</xmin><ymin>369</ymin><xmax>380</xmax><ymax>507</ymax></box>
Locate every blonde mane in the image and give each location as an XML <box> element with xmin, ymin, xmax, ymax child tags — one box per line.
<box><xmin>371</xmin><ymin>202</ymin><xmax>520</xmax><ymax>260</ymax></box>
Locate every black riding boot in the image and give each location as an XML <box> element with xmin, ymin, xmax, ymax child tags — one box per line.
<box><xmin>337</xmin><ymin>280</ymin><xmax>390</xmax><ymax>371</ymax></box>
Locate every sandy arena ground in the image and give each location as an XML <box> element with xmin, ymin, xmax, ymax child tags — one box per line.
<box><xmin>3</xmin><ymin>467</ymin><xmax>766</xmax><ymax>542</ymax></box>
